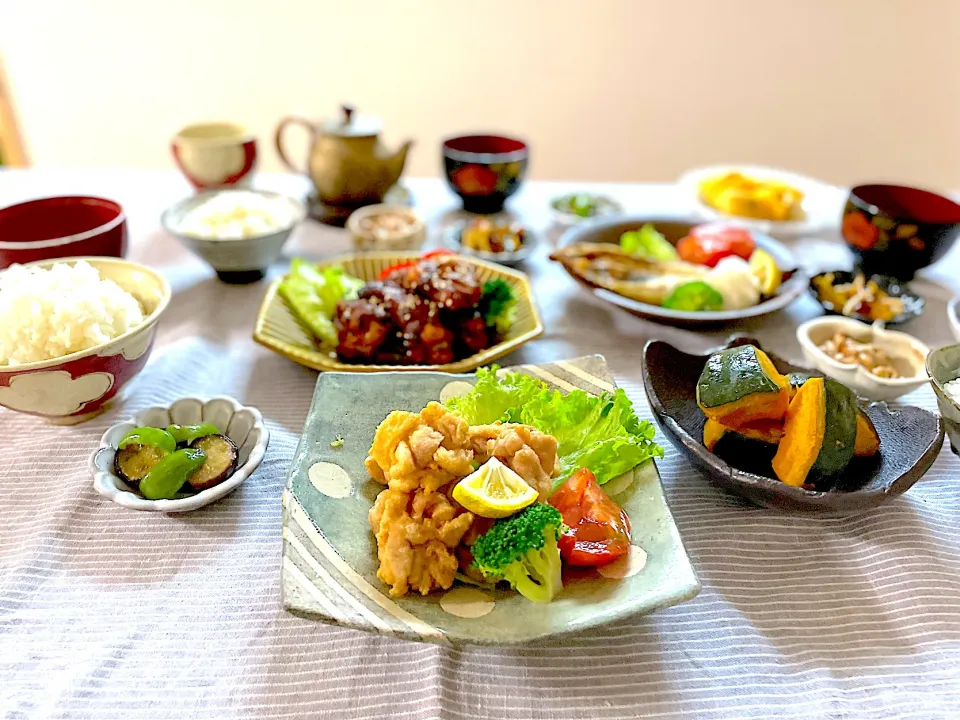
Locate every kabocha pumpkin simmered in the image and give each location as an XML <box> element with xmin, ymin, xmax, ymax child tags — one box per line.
<box><xmin>787</xmin><ymin>372</ymin><xmax>880</xmax><ymax>459</ymax></box>
<box><xmin>696</xmin><ymin>345</ymin><xmax>790</xmax><ymax>427</ymax></box>
<box><xmin>771</xmin><ymin>377</ymin><xmax>858</xmax><ymax>487</ymax></box>
<box><xmin>854</xmin><ymin>412</ymin><xmax>881</xmax><ymax>458</ymax></box>
<box><xmin>702</xmin><ymin>418</ymin><xmax>783</xmax><ymax>452</ymax></box>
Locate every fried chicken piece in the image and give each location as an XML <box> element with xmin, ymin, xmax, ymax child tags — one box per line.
<box><xmin>365</xmin><ymin>403</ymin><xmax>561</xmax><ymax>597</ymax></box>
<box><xmin>369</xmin><ymin>487</ymin><xmax>475</xmax><ymax>597</ymax></box>
<box><xmin>468</xmin><ymin>423</ymin><xmax>559</xmax><ymax>500</ymax></box>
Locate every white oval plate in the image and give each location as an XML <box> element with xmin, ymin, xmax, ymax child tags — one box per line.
<box><xmin>90</xmin><ymin>396</ymin><xmax>269</xmax><ymax>513</ymax></box>
<box><xmin>677</xmin><ymin>164</ymin><xmax>846</xmax><ymax>239</ymax></box>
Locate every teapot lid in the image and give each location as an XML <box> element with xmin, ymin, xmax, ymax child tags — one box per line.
<box><xmin>320</xmin><ymin>104</ymin><xmax>381</xmax><ymax>138</ymax></box>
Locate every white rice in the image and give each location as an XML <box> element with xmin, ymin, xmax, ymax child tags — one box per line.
<box><xmin>176</xmin><ymin>191</ymin><xmax>296</xmax><ymax>240</ymax></box>
<box><xmin>0</xmin><ymin>260</ymin><xmax>145</xmax><ymax>366</ymax></box>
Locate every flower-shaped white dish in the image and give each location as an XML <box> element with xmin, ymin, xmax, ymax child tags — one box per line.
<box><xmin>90</xmin><ymin>396</ymin><xmax>269</xmax><ymax>512</ymax></box>
<box><xmin>796</xmin><ymin>316</ymin><xmax>930</xmax><ymax>402</ymax></box>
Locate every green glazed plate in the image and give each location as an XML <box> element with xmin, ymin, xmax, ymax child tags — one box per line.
<box><xmin>281</xmin><ymin>355</ymin><xmax>700</xmax><ymax>645</ymax></box>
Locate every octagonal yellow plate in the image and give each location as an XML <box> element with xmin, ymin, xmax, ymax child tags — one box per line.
<box><xmin>253</xmin><ymin>252</ymin><xmax>544</xmax><ymax>373</ymax></box>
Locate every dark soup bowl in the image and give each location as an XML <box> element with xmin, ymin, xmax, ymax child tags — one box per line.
<box><xmin>641</xmin><ymin>335</ymin><xmax>944</xmax><ymax>514</ymax></box>
<box><xmin>842</xmin><ymin>184</ymin><xmax>960</xmax><ymax>280</ymax></box>
<box><xmin>0</xmin><ymin>196</ymin><xmax>127</xmax><ymax>269</ymax></box>
<box><xmin>442</xmin><ymin>134</ymin><xmax>528</xmax><ymax>214</ymax></box>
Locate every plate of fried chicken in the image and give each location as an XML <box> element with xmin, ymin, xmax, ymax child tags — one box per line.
<box><xmin>280</xmin><ymin>355</ymin><xmax>700</xmax><ymax>645</ymax></box>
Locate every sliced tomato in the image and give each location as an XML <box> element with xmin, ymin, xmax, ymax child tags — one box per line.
<box><xmin>676</xmin><ymin>223</ymin><xmax>756</xmax><ymax>268</ymax></box>
<box><xmin>421</xmin><ymin>249</ymin><xmax>456</xmax><ymax>260</ymax></box>
<box><xmin>549</xmin><ymin>468</ymin><xmax>631</xmax><ymax>567</ymax></box>
<box><xmin>377</xmin><ymin>250</ymin><xmax>457</xmax><ymax>280</ymax></box>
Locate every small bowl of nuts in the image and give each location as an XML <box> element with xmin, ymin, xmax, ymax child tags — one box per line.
<box><xmin>796</xmin><ymin>316</ymin><xmax>930</xmax><ymax>401</ymax></box>
<box><xmin>346</xmin><ymin>205</ymin><xmax>426</xmax><ymax>252</ymax></box>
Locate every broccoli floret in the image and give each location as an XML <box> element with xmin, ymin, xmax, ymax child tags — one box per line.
<box><xmin>470</xmin><ymin>503</ymin><xmax>564</xmax><ymax>603</ymax></box>
<box><xmin>478</xmin><ymin>278</ymin><xmax>518</xmax><ymax>335</ymax></box>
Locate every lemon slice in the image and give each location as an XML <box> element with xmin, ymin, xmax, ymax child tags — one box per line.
<box><xmin>452</xmin><ymin>458</ymin><xmax>538</xmax><ymax>518</ymax></box>
<box><xmin>748</xmin><ymin>248</ymin><xmax>782</xmax><ymax>295</ymax></box>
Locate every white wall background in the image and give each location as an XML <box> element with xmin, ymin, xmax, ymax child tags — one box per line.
<box><xmin>3</xmin><ymin>0</ymin><xmax>959</xmax><ymax>188</ymax></box>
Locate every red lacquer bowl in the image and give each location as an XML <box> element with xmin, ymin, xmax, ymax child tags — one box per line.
<box><xmin>0</xmin><ymin>257</ymin><xmax>170</xmax><ymax>424</ymax></box>
<box><xmin>842</xmin><ymin>184</ymin><xmax>960</xmax><ymax>280</ymax></box>
<box><xmin>0</xmin><ymin>196</ymin><xmax>127</xmax><ymax>269</ymax></box>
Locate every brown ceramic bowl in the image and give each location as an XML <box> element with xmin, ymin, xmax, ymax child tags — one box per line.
<box><xmin>842</xmin><ymin>184</ymin><xmax>960</xmax><ymax>280</ymax></box>
<box><xmin>642</xmin><ymin>335</ymin><xmax>944</xmax><ymax>513</ymax></box>
<box><xmin>0</xmin><ymin>196</ymin><xmax>127</xmax><ymax>269</ymax></box>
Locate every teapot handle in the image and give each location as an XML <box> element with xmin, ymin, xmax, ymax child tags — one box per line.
<box><xmin>274</xmin><ymin>115</ymin><xmax>316</xmax><ymax>175</ymax></box>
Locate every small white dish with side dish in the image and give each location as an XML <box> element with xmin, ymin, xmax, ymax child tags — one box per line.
<box><xmin>90</xmin><ymin>396</ymin><xmax>269</xmax><ymax>513</ymax></box>
<box><xmin>796</xmin><ymin>316</ymin><xmax>930</xmax><ymax>402</ymax></box>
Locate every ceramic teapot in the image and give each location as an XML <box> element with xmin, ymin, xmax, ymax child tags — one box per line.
<box><xmin>274</xmin><ymin>105</ymin><xmax>412</xmax><ymax>209</ymax></box>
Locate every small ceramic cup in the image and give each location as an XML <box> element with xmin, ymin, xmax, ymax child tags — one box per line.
<box><xmin>925</xmin><ymin>343</ymin><xmax>960</xmax><ymax>455</ymax></box>
<box><xmin>172</xmin><ymin>122</ymin><xmax>257</xmax><ymax>191</ymax></box>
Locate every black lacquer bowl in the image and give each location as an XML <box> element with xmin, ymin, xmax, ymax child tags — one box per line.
<box><xmin>642</xmin><ymin>335</ymin><xmax>944</xmax><ymax>513</ymax></box>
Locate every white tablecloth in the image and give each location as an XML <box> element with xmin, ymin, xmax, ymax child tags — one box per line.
<box><xmin>2</xmin><ymin>170</ymin><xmax>960</xmax><ymax>719</ymax></box>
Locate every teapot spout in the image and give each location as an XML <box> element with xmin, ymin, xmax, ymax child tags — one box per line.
<box><xmin>382</xmin><ymin>139</ymin><xmax>413</xmax><ymax>185</ymax></box>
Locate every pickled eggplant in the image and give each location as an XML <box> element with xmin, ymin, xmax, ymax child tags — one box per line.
<box><xmin>139</xmin><ymin>448</ymin><xmax>207</xmax><ymax>500</ymax></box>
<box><xmin>187</xmin><ymin>434</ymin><xmax>239</xmax><ymax>490</ymax></box>
<box><xmin>114</xmin><ymin>444</ymin><xmax>169</xmax><ymax>486</ymax></box>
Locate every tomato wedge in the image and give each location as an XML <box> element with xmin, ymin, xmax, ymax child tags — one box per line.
<box><xmin>549</xmin><ymin>468</ymin><xmax>631</xmax><ymax>567</ymax></box>
<box><xmin>377</xmin><ymin>250</ymin><xmax>457</xmax><ymax>280</ymax></box>
<box><xmin>676</xmin><ymin>223</ymin><xmax>756</xmax><ymax>268</ymax></box>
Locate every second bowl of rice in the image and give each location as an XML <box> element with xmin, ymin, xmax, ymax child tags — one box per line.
<box><xmin>0</xmin><ymin>256</ymin><xmax>170</xmax><ymax>423</ymax></box>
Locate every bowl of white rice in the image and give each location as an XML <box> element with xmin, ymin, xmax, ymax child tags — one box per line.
<box><xmin>161</xmin><ymin>189</ymin><xmax>305</xmax><ymax>284</ymax></box>
<box><xmin>0</xmin><ymin>257</ymin><xmax>170</xmax><ymax>423</ymax></box>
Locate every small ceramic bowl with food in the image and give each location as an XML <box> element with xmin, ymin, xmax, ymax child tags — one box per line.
<box><xmin>925</xmin><ymin>343</ymin><xmax>960</xmax><ymax>455</ymax></box>
<box><xmin>90</xmin><ymin>396</ymin><xmax>269</xmax><ymax>512</ymax></box>
<box><xmin>445</xmin><ymin>216</ymin><xmax>532</xmax><ymax>265</ymax></box>
<box><xmin>842</xmin><ymin>184</ymin><xmax>960</xmax><ymax>281</ymax></box>
<box><xmin>549</xmin><ymin>193</ymin><xmax>623</xmax><ymax>226</ymax></box>
<box><xmin>677</xmin><ymin>164</ymin><xmax>844</xmax><ymax>238</ymax></box>
<box><xmin>796</xmin><ymin>316</ymin><xmax>930</xmax><ymax>402</ymax></box>
<box><xmin>0</xmin><ymin>196</ymin><xmax>127</xmax><ymax>269</ymax></box>
<box><xmin>809</xmin><ymin>270</ymin><xmax>924</xmax><ymax>325</ymax></box>
<box><xmin>0</xmin><ymin>257</ymin><xmax>170</xmax><ymax>424</ymax></box>
<box><xmin>346</xmin><ymin>204</ymin><xmax>426</xmax><ymax>252</ymax></box>
<box><xmin>162</xmin><ymin>189</ymin><xmax>306</xmax><ymax>284</ymax></box>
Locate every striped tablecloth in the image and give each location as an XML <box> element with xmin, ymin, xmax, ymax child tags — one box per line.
<box><xmin>3</xmin><ymin>171</ymin><xmax>960</xmax><ymax>719</ymax></box>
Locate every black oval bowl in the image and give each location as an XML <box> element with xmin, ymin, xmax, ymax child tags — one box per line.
<box><xmin>641</xmin><ymin>335</ymin><xmax>944</xmax><ymax>513</ymax></box>
<box><xmin>809</xmin><ymin>270</ymin><xmax>925</xmax><ymax>325</ymax></box>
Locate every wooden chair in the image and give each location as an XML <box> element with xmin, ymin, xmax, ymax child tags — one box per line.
<box><xmin>0</xmin><ymin>56</ymin><xmax>28</xmax><ymax>166</ymax></box>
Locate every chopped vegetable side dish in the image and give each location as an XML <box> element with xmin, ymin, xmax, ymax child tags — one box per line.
<box><xmin>114</xmin><ymin>424</ymin><xmax>239</xmax><ymax>499</ymax></box>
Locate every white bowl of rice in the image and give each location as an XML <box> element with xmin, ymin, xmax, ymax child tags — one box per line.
<box><xmin>161</xmin><ymin>189</ymin><xmax>305</xmax><ymax>284</ymax></box>
<box><xmin>0</xmin><ymin>257</ymin><xmax>170</xmax><ymax>423</ymax></box>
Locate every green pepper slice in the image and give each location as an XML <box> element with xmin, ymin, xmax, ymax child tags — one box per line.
<box><xmin>662</xmin><ymin>281</ymin><xmax>724</xmax><ymax>312</ymax></box>
<box><xmin>139</xmin><ymin>448</ymin><xmax>207</xmax><ymax>500</ymax></box>
<box><xmin>166</xmin><ymin>423</ymin><xmax>220</xmax><ymax>446</ymax></box>
<box><xmin>118</xmin><ymin>427</ymin><xmax>177</xmax><ymax>453</ymax></box>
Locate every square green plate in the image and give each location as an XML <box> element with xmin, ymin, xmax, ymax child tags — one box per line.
<box><xmin>281</xmin><ymin>355</ymin><xmax>700</xmax><ymax>645</ymax></box>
